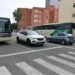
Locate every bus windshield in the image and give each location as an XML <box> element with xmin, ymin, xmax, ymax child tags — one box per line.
<box><xmin>0</xmin><ymin>18</ymin><xmax>11</xmax><ymax>33</ymax></box>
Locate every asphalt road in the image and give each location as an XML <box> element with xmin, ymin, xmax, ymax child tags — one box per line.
<box><xmin>0</xmin><ymin>34</ymin><xmax>75</xmax><ymax>75</ymax></box>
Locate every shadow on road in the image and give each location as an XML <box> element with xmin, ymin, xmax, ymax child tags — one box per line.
<box><xmin>17</xmin><ymin>41</ymin><xmax>44</xmax><ymax>48</ymax></box>
<box><xmin>0</xmin><ymin>42</ymin><xmax>10</xmax><ymax>46</ymax></box>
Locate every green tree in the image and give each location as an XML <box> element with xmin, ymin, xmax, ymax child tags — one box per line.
<box><xmin>10</xmin><ymin>23</ymin><xmax>17</xmax><ymax>31</ymax></box>
<box><xmin>13</xmin><ymin>8</ymin><xmax>21</xmax><ymax>22</ymax></box>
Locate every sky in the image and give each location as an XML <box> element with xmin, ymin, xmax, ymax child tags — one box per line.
<box><xmin>0</xmin><ymin>0</ymin><xmax>58</xmax><ymax>23</ymax></box>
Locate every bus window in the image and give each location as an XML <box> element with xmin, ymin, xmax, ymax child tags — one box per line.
<box><xmin>0</xmin><ymin>21</ymin><xmax>5</xmax><ymax>32</ymax></box>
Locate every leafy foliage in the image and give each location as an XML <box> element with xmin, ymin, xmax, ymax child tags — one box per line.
<box><xmin>13</xmin><ymin>8</ymin><xmax>21</xmax><ymax>22</ymax></box>
<box><xmin>10</xmin><ymin>23</ymin><xmax>17</xmax><ymax>31</ymax></box>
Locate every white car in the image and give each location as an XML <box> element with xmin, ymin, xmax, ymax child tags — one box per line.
<box><xmin>16</xmin><ymin>30</ymin><xmax>46</xmax><ymax>46</ymax></box>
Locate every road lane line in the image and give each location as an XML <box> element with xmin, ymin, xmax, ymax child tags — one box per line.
<box><xmin>0</xmin><ymin>66</ymin><xmax>12</xmax><ymax>75</ymax></box>
<box><xmin>59</xmin><ymin>53</ymin><xmax>75</xmax><ymax>60</ymax></box>
<box><xmin>68</xmin><ymin>52</ymin><xmax>75</xmax><ymax>55</ymax></box>
<box><xmin>33</xmin><ymin>58</ymin><xmax>74</xmax><ymax>75</ymax></box>
<box><xmin>47</xmin><ymin>56</ymin><xmax>75</xmax><ymax>68</ymax></box>
<box><xmin>0</xmin><ymin>46</ymin><xmax>62</xmax><ymax>58</ymax></box>
<box><xmin>15</xmin><ymin>43</ymin><xmax>33</xmax><ymax>50</ymax></box>
<box><xmin>64</xmin><ymin>47</ymin><xmax>75</xmax><ymax>50</ymax></box>
<box><xmin>16</xmin><ymin>62</ymin><xmax>44</xmax><ymax>75</ymax></box>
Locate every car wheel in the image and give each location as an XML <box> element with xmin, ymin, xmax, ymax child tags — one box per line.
<box><xmin>69</xmin><ymin>43</ymin><xmax>73</xmax><ymax>45</ymax></box>
<box><xmin>26</xmin><ymin>39</ymin><xmax>31</xmax><ymax>46</ymax></box>
<box><xmin>61</xmin><ymin>40</ymin><xmax>65</xmax><ymax>45</ymax></box>
<box><xmin>17</xmin><ymin>37</ymin><xmax>20</xmax><ymax>43</ymax></box>
<box><xmin>47</xmin><ymin>38</ymin><xmax>50</xmax><ymax>42</ymax></box>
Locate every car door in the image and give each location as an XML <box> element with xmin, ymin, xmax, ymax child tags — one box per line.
<box><xmin>19</xmin><ymin>31</ymin><xmax>28</xmax><ymax>41</ymax></box>
<box><xmin>52</xmin><ymin>33</ymin><xmax>62</xmax><ymax>43</ymax></box>
<box><xmin>56</xmin><ymin>33</ymin><xmax>65</xmax><ymax>43</ymax></box>
<box><xmin>52</xmin><ymin>33</ymin><xmax>58</xmax><ymax>42</ymax></box>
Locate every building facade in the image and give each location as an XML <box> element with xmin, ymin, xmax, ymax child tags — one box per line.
<box><xmin>31</xmin><ymin>7</ymin><xmax>44</xmax><ymax>26</ymax></box>
<box><xmin>59</xmin><ymin>0</ymin><xmax>75</xmax><ymax>23</ymax></box>
<box><xmin>17</xmin><ymin>8</ymin><xmax>32</xmax><ymax>30</ymax></box>
<box><xmin>17</xmin><ymin>6</ymin><xmax>58</xmax><ymax>30</ymax></box>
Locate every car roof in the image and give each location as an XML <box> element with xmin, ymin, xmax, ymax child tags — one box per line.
<box><xmin>19</xmin><ymin>29</ymin><xmax>34</xmax><ymax>32</ymax></box>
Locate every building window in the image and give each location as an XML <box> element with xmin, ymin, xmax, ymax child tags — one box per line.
<box><xmin>73</xmin><ymin>3</ymin><xmax>75</xmax><ymax>7</ymax></box>
<box><xmin>39</xmin><ymin>11</ymin><xmax>42</xmax><ymax>13</ymax></box>
<box><xmin>34</xmin><ymin>10</ymin><xmax>38</xmax><ymax>12</ymax></box>
<box><xmin>34</xmin><ymin>15</ymin><xmax>38</xmax><ymax>17</ymax></box>
<box><xmin>72</xmin><ymin>14</ymin><xmax>75</xmax><ymax>17</ymax></box>
<box><xmin>46</xmin><ymin>20</ymin><xmax>48</xmax><ymax>23</ymax></box>
<box><xmin>34</xmin><ymin>20</ymin><xmax>38</xmax><ymax>22</ymax></box>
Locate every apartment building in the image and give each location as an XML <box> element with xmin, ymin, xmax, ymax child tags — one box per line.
<box><xmin>31</xmin><ymin>7</ymin><xmax>44</xmax><ymax>26</ymax></box>
<box><xmin>44</xmin><ymin>5</ymin><xmax>58</xmax><ymax>23</ymax></box>
<box><xmin>17</xmin><ymin>6</ymin><xmax>58</xmax><ymax>30</ymax></box>
<box><xmin>17</xmin><ymin>8</ymin><xmax>32</xmax><ymax>30</ymax></box>
<box><xmin>59</xmin><ymin>0</ymin><xmax>75</xmax><ymax>23</ymax></box>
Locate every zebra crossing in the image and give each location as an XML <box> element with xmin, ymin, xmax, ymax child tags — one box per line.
<box><xmin>0</xmin><ymin>51</ymin><xmax>75</xmax><ymax>75</ymax></box>
<box><xmin>0</xmin><ymin>66</ymin><xmax>12</xmax><ymax>75</ymax></box>
<box><xmin>16</xmin><ymin>62</ymin><xmax>44</xmax><ymax>75</ymax></box>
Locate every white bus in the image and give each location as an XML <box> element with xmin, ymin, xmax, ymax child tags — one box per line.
<box><xmin>0</xmin><ymin>17</ymin><xmax>11</xmax><ymax>42</ymax></box>
<box><xmin>33</xmin><ymin>22</ymin><xmax>73</xmax><ymax>37</ymax></box>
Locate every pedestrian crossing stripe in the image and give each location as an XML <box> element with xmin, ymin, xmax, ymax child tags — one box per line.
<box><xmin>0</xmin><ymin>66</ymin><xmax>12</xmax><ymax>75</ymax></box>
<box><xmin>33</xmin><ymin>58</ymin><xmax>74</xmax><ymax>75</ymax></box>
<box><xmin>68</xmin><ymin>52</ymin><xmax>75</xmax><ymax>55</ymax></box>
<box><xmin>15</xmin><ymin>62</ymin><xmax>44</xmax><ymax>75</ymax></box>
<box><xmin>47</xmin><ymin>56</ymin><xmax>75</xmax><ymax>68</ymax></box>
<box><xmin>59</xmin><ymin>53</ymin><xmax>75</xmax><ymax>60</ymax></box>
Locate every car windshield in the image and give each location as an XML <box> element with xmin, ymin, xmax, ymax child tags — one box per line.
<box><xmin>27</xmin><ymin>30</ymin><xmax>39</xmax><ymax>35</ymax></box>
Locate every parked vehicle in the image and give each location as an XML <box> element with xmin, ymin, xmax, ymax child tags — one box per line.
<box><xmin>47</xmin><ymin>33</ymin><xmax>74</xmax><ymax>45</ymax></box>
<box><xmin>16</xmin><ymin>30</ymin><xmax>46</xmax><ymax>46</ymax></box>
<box><xmin>33</xmin><ymin>22</ymin><xmax>73</xmax><ymax>37</ymax></box>
<box><xmin>0</xmin><ymin>17</ymin><xmax>11</xmax><ymax>42</ymax></box>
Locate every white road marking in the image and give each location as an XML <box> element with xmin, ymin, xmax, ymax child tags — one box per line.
<box><xmin>33</xmin><ymin>58</ymin><xmax>74</xmax><ymax>75</ymax></box>
<box><xmin>16</xmin><ymin>62</ymin><xmax>44</xmax><ymax>75</ymax></box>
<box><xmin>48</xmin><ymin>56</ymin><xmax>75</xmax><ymax>68</ymax></box>
<box><xmin>68</xmin><ymin>52</ymin><xmax>75</xmax><ymax>55</ymax></box>
<box><xmin>37</xmin><ymin>46</ymin><xmax>61</xmax><ymax>51</ymax></box>
<box><xmin>15</xmin><ymin>43</ymin><xmax>33</xmax><ymax>50</ymax></box>
<box><xmin>0</xmin><ymin>66</ymin><xmax>12</xmax><ymax>75</ymax></box>
<box><xmin>64</xmin><ymin>47</ymin><xmax>75</xmax><ymax>50</ymax></box>
<box><xmin>59</xmin><ymin>53</ymin><xmax>75</xmax><ymax>60</ymax></box>
<box><xmin>0</xmin><ymin>46</ymin><xmax>62</xmax><ymax>58</ymax></box>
